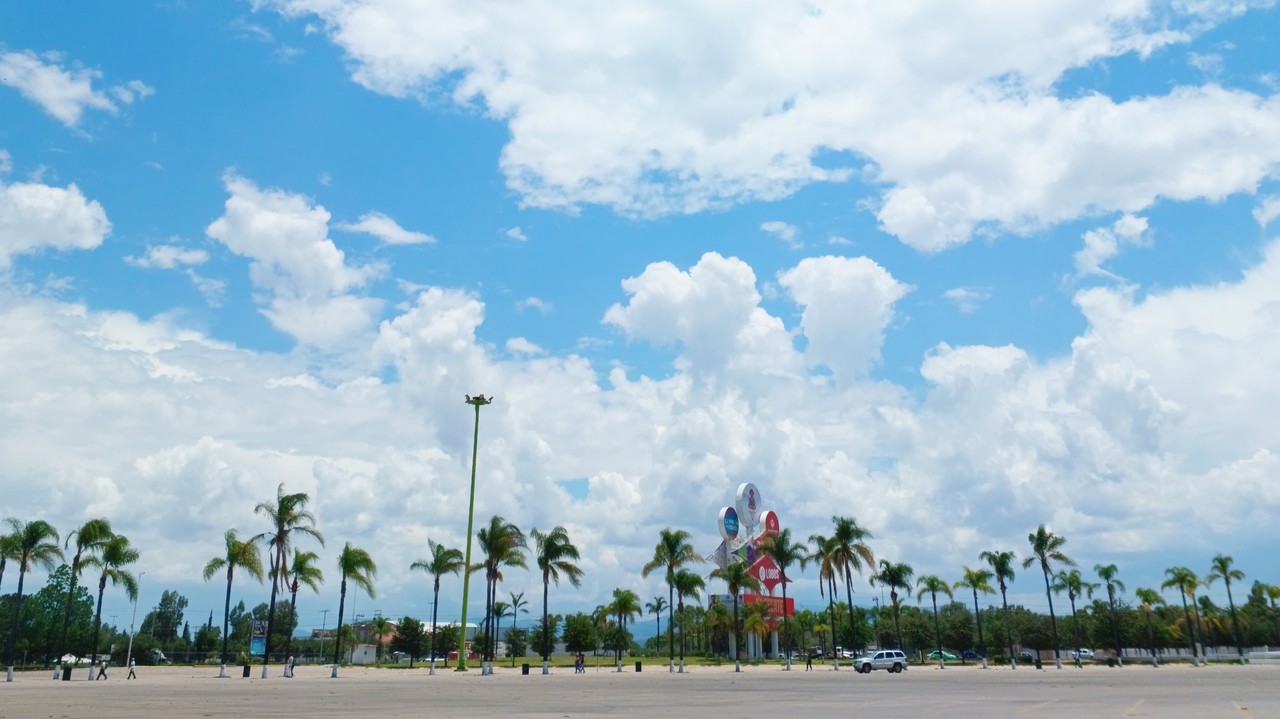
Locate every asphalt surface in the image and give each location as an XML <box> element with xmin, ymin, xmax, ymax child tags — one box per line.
<box><xmin>1</xmin><ymin>660</ymin><xmax>1275</xmax><ymax>718</ymax></box>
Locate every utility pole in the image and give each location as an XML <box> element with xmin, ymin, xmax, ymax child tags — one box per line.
<box><xmin>319</xmin><ymin>609</ymin><xmax>330</xmax><ymax>661</ymax></box>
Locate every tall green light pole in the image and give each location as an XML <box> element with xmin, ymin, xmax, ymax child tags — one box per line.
<box><xmin>456</xmin><ymin>393</ymin><xmax>491</xmax><ymax>671</ymax></box>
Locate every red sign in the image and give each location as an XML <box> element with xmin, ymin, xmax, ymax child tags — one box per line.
<box><xmin>760</xmin><ymin>510</ymin><xmax>780</xmax><ymax>536</ymax></box>
<box><xmin>749</xmin><ymin>555</ymin><xmax>790</xmax><ymax>594</ymax></box>
<box><xmin>743</xmin><ymin>593</ymin><xmax>795</xmax><ymax>630</ymax></box>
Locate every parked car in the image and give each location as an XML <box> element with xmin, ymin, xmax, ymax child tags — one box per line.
<box><xmin>1071</xmin><ymin>648</ymin><xmax>1095</xmax><ymax>660</ymax></box>
<box><xmin>853</xmin><ymin>649</ymin><xmax>908</xmax><ymax>673</ymax></box>
<box><xmin>1017</xmin><ymin>649</ymin><xmax>1037</xmax><ymax>663</ymax></box>
<box><xmin>927</xmin><ymin>650</ymin><xmax>959</xmax><ymax>661</ymax></box>
<box><xmin>961</xmin><ymin>650</ymin><xmax>984</xmax><ymax>660</ymax></box>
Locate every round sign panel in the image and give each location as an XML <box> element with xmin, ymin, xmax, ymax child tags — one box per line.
<box><xmin>735</xmin><ymin>482</ymin><xmax>763</xmax><ymax>528</ymax></box>
<box><xmin>719</xmin><ymin>506</ymin><xmax>739</xmax><ymax>540</ymax></box>
<box><xmin>760</xmin><ymin>509</ymin><xmax>780</xmax><ymax>535</ymax></box>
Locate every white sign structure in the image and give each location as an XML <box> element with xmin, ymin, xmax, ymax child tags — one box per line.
<box><xmin>735</xmin><ymin>482</ymin><xmax>763</xmax><ymax>529</ymax></box>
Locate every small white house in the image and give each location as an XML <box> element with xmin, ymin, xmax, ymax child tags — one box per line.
<box><xmin>349</xmin><ymin>644</ymin><xmax>378</xmax><ymax>665</ymax></box>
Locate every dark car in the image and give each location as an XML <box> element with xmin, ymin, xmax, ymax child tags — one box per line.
<box><xmin>961</xmin><ymin>650</ymin><xmax>983</xmax><ymax>660</ymax></box>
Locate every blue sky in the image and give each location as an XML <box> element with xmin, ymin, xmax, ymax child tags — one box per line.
<box><xmin>2</xmin><ymin>1</ymin><xmax>1279</xmax><ymax>638</ymax></box>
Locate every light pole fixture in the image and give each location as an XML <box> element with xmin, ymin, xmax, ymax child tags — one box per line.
<box><xmin>456</xmin><ymin>393</ymin><xmax>492</xmax><ymax>671</ymax></box>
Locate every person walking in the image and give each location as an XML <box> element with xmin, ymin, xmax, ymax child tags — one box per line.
<box><xmin>805</xmin><ymin>651</ymin><xmax>813</xmax><ymax>671</ymax></box>
<box><xmin>96</xmin><ymin>659</ymin><xmax>109</xmax><ymax>680</ymax></box>
<box><xmin>284</xmin><ymin>655</ymin><xmax>295</xmax><ymax>678</ymax></box>
<box><xmin>127</xmin><ymin>658</ymin><xmax>137</xmax><ymax>679</ymax></box>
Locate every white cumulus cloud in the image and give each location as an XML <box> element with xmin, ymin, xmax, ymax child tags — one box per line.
<box><xmin>263</xmin><ymin>1</ymin><xmax>1280</xmax><ymax>250</ymax></box>
<box><xmin>337</xmin><ymin>211</ymin><xmax>436</xmax><ymax>245</ymax></box>
<box><xmin>205</xmin><ymin>172</ymin><xmax>383</xmax><ymax>346</ymax></box>
<box><xmin>0</xmin><ymin>177</ymin><xmax>111</xmax><ymax>267</ymax></box>
<box><xmin>0</xmin><ymin>50</ymin><xmax>152</xmax><ymax>128</ymax></box>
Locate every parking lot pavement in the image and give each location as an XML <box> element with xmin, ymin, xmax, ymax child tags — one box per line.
<box><xmin>2</xmin><ymin>662</ymin><xmax>1277</xmax><ymax>718</ymax></box>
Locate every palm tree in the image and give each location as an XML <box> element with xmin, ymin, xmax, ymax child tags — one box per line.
<box><xmin>410</xmin><ymin>540</ymin><xmax>465</xmax><ymax>673</ymax></box>
<box><xmin>1024</xmin><ymin>525</ymin><xmax>1074</xmax><ymax>668</ymax></box>
<box><xmin>254</xmin><ymin>483</ymin><xmax>323</xmax><ymax>678</ymax></box>
<box><xmin>1134</xmin><ymin>587</ymin><xmax>1164</xmax><ymax>666</ymax></box>
<box><xmin>1094</xmin><ymin>563</ymin><xmax>1126</xmax><ymax>666</ymax></box>
<box><xmin>1206</xmin><ymin>554</ymin><xmax>1245</xmax><ymax>663</ymax></box>
<box><xmin>371</xmin><ymin>615</ymin><xmax>391</xmax><ymax>663</ymax></box>
<box><xmin>86</xmin><ymin>535</ymin><xmax>139</xmax><ymax>679</ymax></box>
<box><xmin>489</xmin><ymin>600</ymin><xmax>511</xmax><ymax>664</ymax></box>
<box><xmin>704</xmin><ymin>600</ymin><xmax>732</xmax><ymax>658</ymax></box>
<box><xmin>475</xmin><ymin>516</ymin><xmax>526</xmax><ymax>672</ymax></box>
<box><xmin>708</xmin><ymin>560</ymin><xmax>762</xmax><ymax>672</ymax></box>
<box><xmin>641</xmin><ymin>528</ymin><xmax>701</xmax><ymax>672</ymax></box>
<box><xmin>59</xmin><ymin>518</ymin><xmax>112</xmax><ymax>676</ymax></box>
<box><xmin>0</xmin><ymin>522</ymin><xmax>17</xmax><ymax>594</ymax></box>
<box><xmin>672</xmin><ymin>568</ymin><xmax>704</xmax><ymax>670</ymax></box>
<box><xmin>3</xmin><ymin>519</ymin><xmax>62</xmax><ymax>682</ymax></box>
<box><xmin>809</xmin><ymin>533</ymin><xmax>842</xmax><ymax>669</ymax></box>
<box><xmin>203</xmin><ymin>529</ymin><xmax>265</xmax><ymax>677</ymax></box>
<box><xmin>829</xmin><ymin>517</ymin><xmax>875</xmax><ymax>651</ymax></box>
<box><xmin>954</xmin><ymin>566</ymin><xmax>995</xmax><ymax>666</ymax></box>
<box><xmin>870</xmin><ymin>559</ymin><xmax>913</xmax><ymax>653</ymax></box>
<box><xmin>286</xmin><ymin>549</ymin><xmax>324</xmax><ymax>659</ymax></box>
<box><xmin>759</xmin><ymin>528</ymin><xmax>806</xmax><ymax>669</ymax></box>
<box><xmin>531</xmin><ymin>525</ymin><xmax>582</xmax><ymax>672</ymax></box>
<box><xmin>1263</xmin><ymin>582</ymin><xmax>1280</xmax><ymax>645</ymax></box>
<box><xmin>646</xmin><ymin>596</ymin><xmax>668</xmax><ymax>657</ymax></box>
<box><xmin>742</xmin><ymin>600</ymin><xmax>769</xmax><ymax>649</ymax></box>
<box><xmin>331</xmin><ymin>542</ymin><xmax>377</xmax><ymax>678</ymax></box>
<box><xmin>916</xmin><ymin>575</ymin><xmax>953</xmax><ymax>668</ymax></box>
<box><xmin>608</xmin><ymin>588</ymin><xmax>642</xmax><ymax>670</ymax></box>
<box><xmin>508</xmin><ymin>591</ymin><xmax>529</xmax><ymax>667</ymax></box>
<box><xmin>1196</xmin><ymin>596</ymin><xmax>1224</xmax><ymax>648</ymax></box>
<box><xmin>980</xmin><ymin>549</ymin><xmax>1018</xmax><ymax>667</ymax></box>
<box><xmin>1051</xmin><ymin>568</ymin><xmax>1097</xmax><ymax>666</ymax></box>
<box><xmin>1162</xmin><ymin>566</ymin><xmax>1202</xmax><ymax>666</ymax></box>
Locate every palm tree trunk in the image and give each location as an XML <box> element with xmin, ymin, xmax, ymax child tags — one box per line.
<box><xmin>89</xmin><ymin>575</ymin><xmax>106</xmax><ymax>680</ymax></box>
<box><xmin>827</xmin><ymin>578</ymin><xmax>839</xmax><ymax>670</ymax></box>
<box><xmin>667</xmin><ymin>579</ymin><xmax>675</xmax><ymax>671</ymax></box>
<box><xmin>1068</xmin><ymin>596</ymin><xmax>1080</xmax><ymax>667</ymax></box>
<box><xmin>843</xmin><ymin>573</ymin><xmax>856</xmax><ymax>654</ymax></box>
<box><xmin>1179</xmin><ymin>594</ymin><xmax>1199</xmax><ymax>664</ymax></box>
<box><xmin>1108</xmin><ymin>588</ymin><xmax>1122</xmax><ymax>666</ymax></box>
<box><xmin>429</xmin><ymin>578</ymin><xmax>441</xmax><ymax>672</ymax></box>
<box><xmin>487</xmin><ymin>575</ymin><xmax>496</xmax><ymax>669</ymax></box>
<box><xmin>262</xmin><ymin>551</ymin><xmax>280</xmax><ymax>678</ymax></box>
<box><xmin>971</xmin><ymin>587</ymin><xmax>986</xmax><ymax>667</ymax></box>
<box><xmin>331</xmin><ymin>578</ymin><xmax>347</xmax><ymax>677</ymax></box>
<box><xmin>541</xmin><ymin>574</ymin><xmax>550</xmax><ymax>671</ymax></box>
<box><xmin>1041</xmin><ymin>568</ymin><xmax>1062</xmax><ymax>667</ymax></box>
<box><xmin>1225</xmin><ymin>581</ymin><xmax>1243</xmax><ymax>662</ymax></box>
<box><xmin>931</xmin><ymin>592</ymin><xmax>944</xmax><ymax>668</ymax></box>
<box><xmin>220</xmin><ymin>569</ymin><xmax>233</xmax><ymax>677</ymax></box>
<box><xmin>732</xmin><ymin>596</ymin><xmax>741</xmax><ymax>672</ymax></box>
<box><xmin>1000</xmin><ymin>586</ymin><xmax>1015</xmax><ymax>668</ymax></box>
<box><xmin>59</xmin><ymin>557</ymin><xmax>80</xmax><ymax>676</ymax></box>
<box><xmin>781</xmin><ymin>577</ymin><xmax>791</xmax><ymax>669</ymax></box>
<box><xmin>6</xmin><ymin>570</ymin><xmax>29</xmax><ymax>681</ymax></box>
<box><xmin>286</xmin><ymin>582</ymin><xmax>299</xmax><ymax>660</ymax></box>
<box><xmin>678</xmin><ymin>599</ymin><xmax>686</xmax><ymax>668</ymax></box>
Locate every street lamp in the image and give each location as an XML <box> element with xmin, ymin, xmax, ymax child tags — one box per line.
<box><xmin>456</xmin><ymin>393</ymin><xmax>492</xmax><ymax>672</ymax></box>
<box><xmin>126</xmin><ymin>572</ymin><xmax>145</xmax><ymax>672</ymax></box>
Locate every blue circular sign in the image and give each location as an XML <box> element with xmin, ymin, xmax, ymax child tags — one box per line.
<box><xmin>719</xmin><ymin>506</ymin><xmax>739</xmax><ymax>540</ymax></box>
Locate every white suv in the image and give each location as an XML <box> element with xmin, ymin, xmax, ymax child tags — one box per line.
<box><xmin>854</xmin><ymin>649</ymin><xmax>907</xmax><ymax>673</ymax></box>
